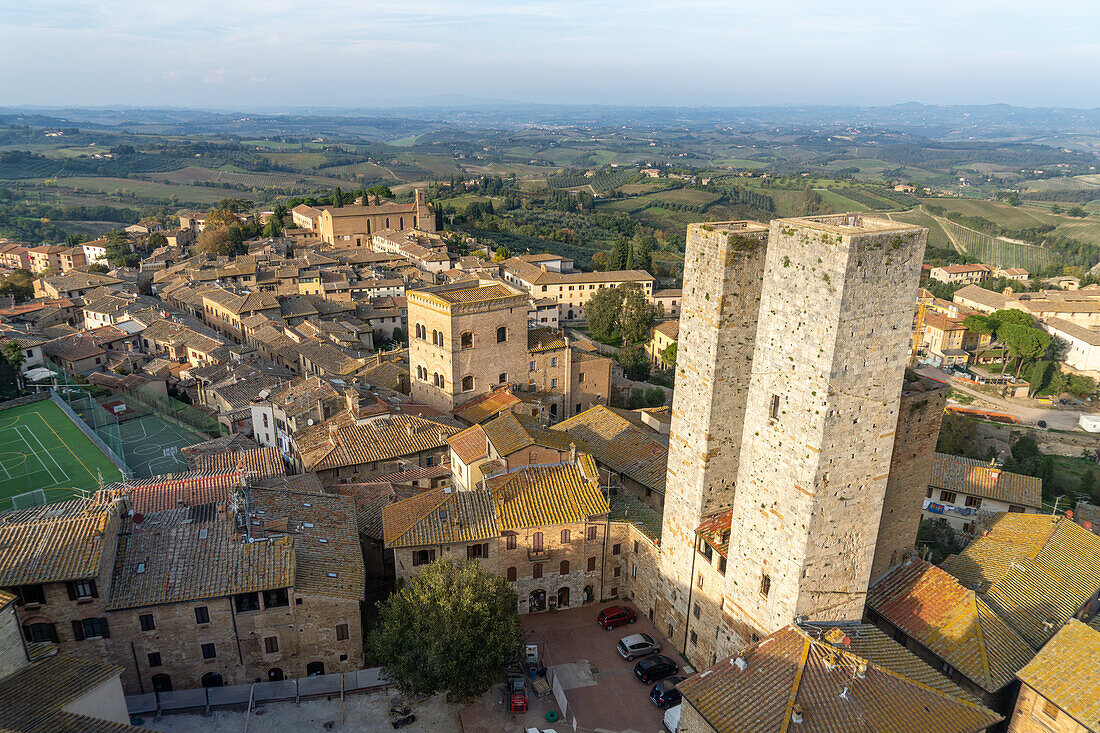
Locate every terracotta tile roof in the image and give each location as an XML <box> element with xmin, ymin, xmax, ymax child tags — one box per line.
<box><xmin>487</xmin><ymin>455</ymin><xmax>607</xmax><ymax>530</ymax></box>
<box><xmin>249</xmin><ymin>488</ymin><xmax>364</xmax><ymax>602</ymax></box>
<box><xmin>696</xmin><ymin>510</ymin><xmax>732</xmax><ymax>557</ymax></box>
<box><xmin>0</xmin><ymin>500</ymin><xmax>115</xmax><ymax>586</ymax></box>
<box><xmin>448</xmin><ymin>424</ymin><xmax>489</xmax><ymax>464</ymax></box>
<box><xmin>295</xmin><ymin>413</ymin><xmax>460</xmax><ymax>472</ymax></box>
<box><xmin>0</xmin><ymin>655</ymin><xmax>142</xmax><ymax>733</ymax></box>
<box><xmin>97</xmin><ymin>469</ymin><xmax>243</xmax><ymax>514</ymax></box>
<box><xmin>359</xmin><ymin>360</ymin><xmax>407</xmax><ymax>392</ymax></box>
<box><xmin>930</xmin><ymin>453</ymin><xmax>1042</xmax><ymax>507</ymax></box>
<box><xmin>374</xmin><ymin>463</ymin><xmax>451</xmax><ymax>485</ymax></box>
<box><xmin>654</xmin><ymin>320</ymin><xmax>679</xmax><ymax>340</ymax></box>
<box><xmin>940</xmin><ymin>513</ymin><xmax>1100</xmax><ymax>648</ymax></box>
<box><xmin>866</xmin><ymin>558</ymin><xmax>1034</xmax><ymax>693</ymax></box>
<box><xmin>430</xmin><ymin>283</ymin><xmax>519</xmax><ymax>305</ymax></box>
<box><xmin>527</xmin><ymin>327</ymin><xmax>567</xmax><ymax>353</ymax></box>
<box><xmin>608</xmin><ymin>492</ymin><xmax>662</xmax><ymax>544</ymax></box>
<box><xmin>382</xmin><ymin>487</ymin><xmax>500</xmax><ymax>549</ymax></box>
<box><xmin>502</xmin><ymin>257</ymin><xmax>654</xmax><ymax>286</ymax></box>
<box><xmin>196</xmin><ymin>446</ymin><xmax>287</xmax><ymax>479</ymax></box>
<box><xmin>452</xmin><ymin>385</ymin><xmax>522</xmax><ymax>424</ymax></box>
<box><xmin>552</xmin><ymin>406</ymin><xmax>668</xmax><ymax>492</ymax></box>
<box><xmin>329</xmin><ymin>481</ymin><xmax>423</xmax><ymax>539</ymax></box>
<box><xmin>488</xmin><ymin>411</ymin><xmax>573</xmax><ymax>455</ymax></box>
<box><xmin>677</xmin><ymin>625</ymin><xmax>1001</xmax><ymax>733</ymax></box>
<box><xmin>1015</xmin><ymin>620</ymin><xmax>1100</xmax><ymax>730</ymax></box>
<box><xmin>106</xmin><ymin>502</ymin><xmax>295</xmax><ymax>610</ymax></box>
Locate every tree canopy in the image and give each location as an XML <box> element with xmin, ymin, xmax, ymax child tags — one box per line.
<box><xmin>367</xmin><ymin>559</ymin><xmax>521</xmax><ymax>700</ymax></box>
<box><xmin>584</xmin><ymin>282</ymin><xmax>656</xmax><ymax>346</ymax></box>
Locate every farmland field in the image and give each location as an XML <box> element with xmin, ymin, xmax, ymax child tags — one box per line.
<box><xmin>883</xmin><ymin>209</ymin><xmax>954</xmax><ymax>252</ymax></box>
<box><xmin>919</xmin><ymin>197</ymin><xmax>1063</xmax><ymax>228</ymax></box>
<box><xmin>30</xmin><ymin>176</ymin><xmax>250</xmax><ymax>204</ymax></box>
<box><xmin>935</xmin><ymin>215</ymin><xmax>1052</xmax><ymax>270</ymax></box>
<box><xmin>149</xmin><ymin>166</ymin><xmax>311</xmax><ymax>188</ymax></box>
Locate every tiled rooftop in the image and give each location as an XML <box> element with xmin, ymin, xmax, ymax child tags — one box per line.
<box><xmin>295</xmin><ymin>412</ymin><xmax>460</xmax><ymax>472</ymax></box>
<box><xmin>0</xmin><ymin>655</ymin><xmax>141</xmax><ymax>733</ymax></box>
<box><xmin>0</xmin><ymin>499</ymin><xmax>116</xmax><ymax>586</ymax></box>
<box><xmin>1016</xmin><ymin>620</ymin><xmax>1100</xmax><ymax>731</ymax></box>
<box><xmin>677</xmin><ymin>624</ymin><xmax>1001</xmax><ymax>733</ymax></box>
<box><xmin>930</xmin><ymin>453</ymin><xmax>1042</xmax><ymax>507</ymax></box>
<box><xmin>552</xmin><ymin>405</ymin><xmax>668</xmax><ymax>492</ymax></box>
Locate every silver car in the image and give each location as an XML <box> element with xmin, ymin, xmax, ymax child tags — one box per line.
<box><xmin>617</xmin><ymin>632</ymin><xmax>660</xmax><ymax>661</ymax></box>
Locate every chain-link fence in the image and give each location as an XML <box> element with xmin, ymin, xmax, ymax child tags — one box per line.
<box><xmin>120</xmin><ymin>383</ymin><xmax>226</xmax><ymax>438</ymax></box>
<box><xmin>32</xmin><ymin>363</ymin><xmax>127</xmax><ymax>466</ymax></box>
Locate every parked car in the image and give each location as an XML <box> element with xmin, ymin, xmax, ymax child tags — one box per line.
<box><xmin>617</xmin><ymin>633</ymin><xmax>660</xmax><ymax>661</ymax></box>
<box><xmin>650</xmin><ymin>677</ymin><xmax>685</xmax><ymax>708</ymax></box>
<box><xmin>597</xmin><ymin>605</ymin><xmax>637</xmax><ymax>630</ymax></box>
<box><xmin>1037</xmin><ymin>420</ymin><xmax>1047</xmax><ymax>428</ymax></box>
<box><xmin>663</xmin><ymin>704</ymin><xmax>681</xmax><ymax>732</ymax></box>
<box><xmin>634</xmin><ymin>655</ymin><xmax>679</xmax><ymax>684</ymax></box>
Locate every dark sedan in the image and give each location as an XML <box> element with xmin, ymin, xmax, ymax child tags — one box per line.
<box><xmin>634</xmin><ymin>655</ymin><xmax>679</xmax><ymax>684</ymax></box>
<box><xmin>649</xmin><ymin>676</ymin><xmax>685</xmax><ymax>708</ymax></box>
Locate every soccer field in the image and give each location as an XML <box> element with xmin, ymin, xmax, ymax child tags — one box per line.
<box><xmin>0</xmin><ymin>399</ymin><xmax>125</xmax><ymax>507</ymax></box>
<box><xmin>118</xmin><ymin>413</ymin><xmax>206</xmax><ymax>478</ymax></box>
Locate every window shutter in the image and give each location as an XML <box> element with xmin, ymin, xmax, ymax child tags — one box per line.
<box><xmin>89</xmin><ymin>580</ymin><xmax>99</xmax><ymax>598</ymax></box>
<box><xmin>100</xmin><ymin>618</ymin><xmax>110</xmax><ymax>638</ymax></box>
<box><xmin>71</xmin><ymin>620</ymin><xmax>85</xmax><ymax>641</ymax></box>
<box><xmin>66</xmin><ymin>583</ymin><xmax>77</xmax><ymax>601</ymax></box>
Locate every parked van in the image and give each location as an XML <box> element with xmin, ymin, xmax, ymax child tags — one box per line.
<box><xmin>663</xmin><ymin>703</ymin><xmax>681</xmax><ymax>732</ymax></box>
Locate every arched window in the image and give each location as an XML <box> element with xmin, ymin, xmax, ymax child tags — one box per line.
<box><xmin>533</xmin><ymin>563</ymin><xmax>543</xmax><ymax>579</ymax></box>
<box><xmin>550</xmin><ymin>403</ymin><xmax>558</xmax><ymax>417</ymax></box>
<box><xmin>560</xmin><ymin>560</ymin><xmax>570</xmax><ymax>575</ymax></box>
<box><xmin>507</xmin><ymin>567</ymin><xmax>517</xmax><ymax>582</ymax></box>
<box><xmin>436</xmin><ymin>374</ymin><xmax>445</xmax><ymax>389</ymax></box>
<box><xmin>432</xmin><ymin>330</ymin><xmax>439</xmax><ymax>346</ymax></box>
<box><xmin>496</xmin><ymin>326</ymin><xmax>507</xmax><ymax>343</ymax></box>
<box><xmin>306</xmin><ymin>661</ymin><xmax>325</xmax><ymax>677</ymax></box>
<box><xmin>531</xmin><ymin>532</ymin><xmax>544</xmax><ymax>552</ymax></box>
<box><xmin>433</xmin><ymin>373</ymin><xmax>440</xmax><ymax>387</ymax></box>
<box><xmin>460</xmin><ymin>332</ymin><xmax>473</xmax><ymax>349</ymax></box>
<box><xmin>151</xmin><ymin>674</ymin><xmax>172</xmax><ymax>692</ymax></box>
<box><xmin>461</xmin><ymin>376</ymin><xmax>474</xmax><ymax>392</ymax></box>
<box><xmin>561</xmin><ymin>529</ymin><xmax>570</xmax><ymax>544</ymax></box>
<box><xmin>268</xmin><ymin>668</ymin><xmax>284</xmax><ymax>682</ymax></box>
<box><xmin>201</xmin><ymin>672</ymin><xmax>224</xmax><ymax>688</ymax></box>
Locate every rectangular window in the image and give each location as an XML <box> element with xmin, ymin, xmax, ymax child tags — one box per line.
<box><xmin>148</xmin><ymin>652</ymin><xmax>162</xmax><ymax>668</ymax></box>
<box><xmin>529</xmin><ymin>361</ymin><xmax>535</xmax><ymax>371</ymax></box>
<box><xmin>467</xmin><ymin>543</ymin><xmax>489</xmax><ymax>560</ymax></box>
<box><xmin>760</xmin><ymin>573</ymin><xmax>771</xmax><ymax>597</ymax></box>
<box><xmin>67</xmin><ymin>579</ymin><xmax>97</xmax><ymax>600</ymax></box>
<box><xmin>587</xmin><ymin>556</ymin><xmax>596</xmax><ymax>572</ymax></box>
<box><xmin>263</xmin><ymin>588</ymin><xmax>289</xmax><ymax>609</ymax></box>
<box><xmin>770</xmin><ymin>394</ymin><xmax>780</xmax><ymax>421</ymax></box>
<box><xmin>201</xmin><ymin>643</ymin><xmax>216</xmax><ymax>660</ymax></box>
<box><xmin>336</xmin><ymin>624</ymin><xmax>350</xmax><ymax>641</ymax></box>
<box><xmin>965</xmin><ymin>496</ymin><xmax>982</xmax><ymax>508</ymax></box>
<box><xmin>1009</xmin><ymin>505</ymin><xmax>1026</xmax><ymax>513</ymax></box>
<box><xmin>631</xmin><ymin>564</ymin><xmax>637</xmax><ymax>579</ymax></box>
<box><xmin>234</xmin><ymin>592</ymin><xmax>261</xmax><ymax>613</ymax></box>
<box><xmin>693</xmin><ymin>603</ymin><xmax>701</xmax><ymax>619</ymax></box>
<box><xmin>697</xmin><ymin>573</ymin><xmax>704</xmax><ymax>589</ymax></box>
<box><xmin>139</xmin><ymin>614</ymin><xmax>155</xmax><ymax>631</ymax></box>
<box><xmin>16</xmin><ymin>585</ymin><xmax>45</xmax><ymax>605</ymax></box>
<box><xmin>23</xmin><ymin>622</ymin><xmax>57</xmax><ymax>643</ymax></box>
<box><xmin>505</xmin><ymin>534</ymin><xmax>517</xmax><ymax>550</ymax></box>
<box><xmin>718</xmin><ymin>557</ymin><xmax>727</xmax><ymax>575</ymax></box>
<box><xmin>551</xmin><ymin>378</ymin><xmax>557</xmax><ymax>389</ymax></box>
<box><xmin>613</xmin><ymin>566</ymin><xmax>621</xmax><ymax>578</ymax></box>
<box><xmin>1043</xmin><ymin>699</ymin><xmax>1059</xmax><ymax>720</ymax></box>
<box><xmin>412</xmin><ymin>549</ymin><xmax>436</xmax><ymax>566</ymax></box>
<box><xmin>633</xmin><ymin>541</ymin><xmax>639</xmax><ymax>553</ymax></box>
<box><xmin>701</xmin><ymin>541</ymin><xmax>713</xmax><ymax>561</ymax></box>
<box><xmin>264</xmin><ymin>636</ymin><xmax>279</xmax><ymax>654</ymax></box>
<box><xmin>939</xmin><ymin>491</ymin><xmax>957</xmax><ymax>504</ymax></box>
<box><xmin>195</xmin><ymin>606</ymin><xmax>210</xmax><ymax>624</ymax></box>
<box><xmin>586</xmin><ymin>526</ymin><xmax>597</xmax><ymax>541</ymax></box>
<box><xmin>690</xmin><ymin>630</ymin><xmax>698</xmax><ymax>646</ymax></box>
<box><xmin>925</xmin><ymin>487</ymin><xmax>932</xmax><ymax>498</ymax></box>
<box><xmin>75</xmin><ymin>618</ymin><xmax>109</xmax><ymax>639</ymax></box>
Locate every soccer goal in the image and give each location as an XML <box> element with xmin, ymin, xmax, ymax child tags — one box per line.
<box><xmin>9</xmin><ymin>488</ymin><xmax>47</xmax><ymax>511</ymax></box>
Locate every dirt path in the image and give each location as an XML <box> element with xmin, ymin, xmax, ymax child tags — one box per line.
<box><xmin>914</xmin><ymin>366</ymin><xmax>1085</xmax><ymax>430</ymax></box>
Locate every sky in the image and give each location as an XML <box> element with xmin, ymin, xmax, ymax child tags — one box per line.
<box><xmin>2</xmin><ymin>0</ymin><xmax>1099</xmax><ymax>109</ymax></box>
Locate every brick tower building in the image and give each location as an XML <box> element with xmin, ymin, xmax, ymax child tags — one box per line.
<box><xmin>656</xmin><ymin>214</ymin><xmax>928</xmax><ymax>667</ymax></box>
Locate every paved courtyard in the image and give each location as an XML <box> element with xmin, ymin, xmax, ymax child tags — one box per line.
<box><xmin>519</xmin><ymin>603</ymin><xmax>684</xmax><ymax>733</ymax></box>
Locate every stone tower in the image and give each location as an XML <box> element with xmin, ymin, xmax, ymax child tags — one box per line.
<box><xmin>720</xmin><ymin>214</ymin><xmax>926</xmax><ymax>645</ymax></box>
<box><xmin>657</xmin><ymin>221</ymin><xmax>769</xmax><ymax>637</ymax></box>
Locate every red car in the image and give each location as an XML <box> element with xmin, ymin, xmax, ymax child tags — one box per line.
<box><xmin>597</xmin><ymin>605</ymin><xmax>637</xmax><ymax>630</ymax></box>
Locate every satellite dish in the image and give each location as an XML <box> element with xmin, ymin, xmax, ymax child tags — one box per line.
<box><xmin>307</xmin><ymin>418</ymin><xmax>314</xmax><ymax>426</ymax></box>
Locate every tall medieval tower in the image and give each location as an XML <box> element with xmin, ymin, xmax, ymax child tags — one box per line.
<box><xmin>657</xmin><ymin>221</ymin><xmax>769</xmax><ymax>638</ymax></box>
<box><xmin>720</xmin><ymin>214</ymin><xmax>926</xmax><ymax>644</ymax></box>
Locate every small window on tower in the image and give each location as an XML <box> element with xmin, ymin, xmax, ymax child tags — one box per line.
<box><xmin>760</xmin><ymin>573</ymin><xmax>771</xmax><ymax>598</ymax></box>
<box><xmin>770</xmin><ymin>395</ymin><xmax>780</xmax><ymax>421</ymax></box>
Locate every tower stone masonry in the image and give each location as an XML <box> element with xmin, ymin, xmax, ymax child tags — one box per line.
<box><xmin>657</xmin><ymin>221</ymin><xmax>769</xmax><ymax>638</ymax></box>
<box><xmin>720</xmin><ymin>214</ymin><xmax>926</xmax><ymax>644</ymax></box>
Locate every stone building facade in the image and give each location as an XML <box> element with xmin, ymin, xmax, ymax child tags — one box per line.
<box><xmin>316</xmin><ymin>189</ymin><xmax>436</xmax><ymax>246</ymax></box>
<box><xmin>721</xmin><ymin>215</ymin><xmax>926</xmax><ymax>646</ymax></box>
<box><xmin>869</xmin><ymin>373</ymin><xmax>949</xmax><ymax>582</ymax></box>
<box><xmin>656</xmin><ymin>221</ymin><xmax>770</xmax><ymax>651</ymax></box>
<box><xmin>408</xmin><ymin>281</ymin><xmax>531</xmax><ymax>412</ymax></box>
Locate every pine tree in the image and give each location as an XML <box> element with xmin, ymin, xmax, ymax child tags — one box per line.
<box><xmin>635</xmin><ymin>235</ymin><xmax>653</xmax><ymax>274</ymax></box>
<box><xmin>609</xmin><ymin>237</ymin><xmax>629</xmax><ymax>270</ymax></box>
<box><xmin>625</xmin><ymin>240</ymin><xmax>635</xmax><ymax>270</ymax></box>
<box><xmin>332</xmin><ymin>187</ymin><xmax>343</xmax><ymax>208</ymax></box>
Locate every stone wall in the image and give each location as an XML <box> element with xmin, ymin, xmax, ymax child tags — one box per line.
<box><xmin>1008</xmin><ymin>684</ymin><xmax>1088</xmax><ymax>733</ymax></box>
<box><xmin>722</xmin><ymin>216</ymin><xmax>926</xmax><ymax>644</ymax></box>
<box><xmin>870</xmin><ymin>379</ymin><xmax>948</xmax><ymax>582</ymax></box>
<box><xmin>0</xmin><ymin>600</ymin><xmax>28</xmax><ymax>678</ymax></box>
<box><xmin>657</xmin><ymin>222</ymin><xmax>770</xmax><ymax>646</ymax></box>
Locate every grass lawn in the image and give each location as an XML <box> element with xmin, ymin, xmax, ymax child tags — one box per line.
<box><xmin>0</xmin><ymin>399</ymin><xmax>124</xmax><ymax>507</ymax></box>
<box><xmin>1049</xmin><ymin>454</ymin><xmax>1100</xmax><ymax>498</ymax></box>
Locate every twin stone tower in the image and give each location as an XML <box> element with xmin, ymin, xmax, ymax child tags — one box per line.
<box><xmin>657</xmin><ymin>214</ymin><xmax>934</xmax><ymax>667</ymax></box>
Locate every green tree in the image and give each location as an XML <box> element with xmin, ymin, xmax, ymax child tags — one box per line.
<box><xmin>659</xmin><ymin>342</ymin><xmax>677</xmax><ymax>368</ymax></box>
<box><xmin>367</xmin><ymin>559</ymin><xmax>521</xmax><ymax>700</ymax></box>
<box><xmin>584</xmin><ymin>286</ymin><xmax>625</xmax><ymax>342</ymax></box>
<box><xmin>0</xmin><ymin>341</ymin><xmax>25</xmax><ymax>399</ymax></box>
<box><xmin>0</xmin><ymin>269</ymin><xmax>35</xmax><ymax>302</ymax></box>
<box><xmin>617</xmin><ymin>345</ymin><xmax>650</xmax><ymax>382</ymax></box>
<box><xmin>147</xmin><ymin>231</ymin><xmax>168</xmax><ymax>249</ymax></box>
<box><xmin>332</xmin><ymin>187</ymin><xmax>344</xmax><ymax>208</ymax></box>
<box><xmin>625</xmin><ymin>239</ymin><xmax>635</xmax><ymax>270</ymax></box>
<box><xmin>1080</xmin><ymin>469</ymin><xmax>1096</xmax><ymax>497</ymax></box>
<box><xmin>608</xmin><ymin>237</ymin><xmax>630</xmax><ymax>270</ymax></box>
<box><xmin>936</xmin><ymin>412</ymin><xmax>980</xmax><ymax>457</ymax></box>
<box><xmin>618</xmin><ymin>283</ymin><xmax>657</xmax><ymax>346</ymax></box>
<box><xmin>634</xmin><ymin>235</ymin><xmax>654</xmax><ymax>274</ymax></box>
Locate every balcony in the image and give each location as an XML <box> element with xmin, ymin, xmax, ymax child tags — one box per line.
<box><xmin>527</xmin><ymin>548</ymin><xmax>551</xmax><ymax>562</ymax></box>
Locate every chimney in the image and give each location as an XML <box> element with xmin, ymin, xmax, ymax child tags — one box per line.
<box><xmin>791</xmin><ymin>705</ymin><xmax>803</xmax><ymax>724</ymax></box>
<box><xmin>733</xmin><ymin>657</ymin><xmax>747</xmax><ymax>671</ymax></box>
<box><xmin>569</xmin><ymin>442</ymin><xmax>577</xmax><ymax>463</ymax></box>
<box><xmin>328</xmin><ymin>423</ymin><xmax>338</xmax><ymax>446</ymax></box>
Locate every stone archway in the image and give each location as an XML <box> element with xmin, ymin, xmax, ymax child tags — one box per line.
<box><xmin>268</xmin><ymin>668</ymin><xmax>284</xmax><ymax>682</ymax></box>
<box><xmin>557</xmin><ymin>587</ymin><xmax>570</xmax><ymax>608</ymax></box>
<box><xmin>583</xmin><ymin>585</ymin><xmax>594</xmax><ymax>604</ymax></box>
<box><xmin>529</xmin><ymin>589</ymin><xmax>546</xmax><ymax>613</ymax></box>
<box><xmin>201</xmin><ymin>672</ymin><xmax>223</xmax><ymax>688</ymax></box>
